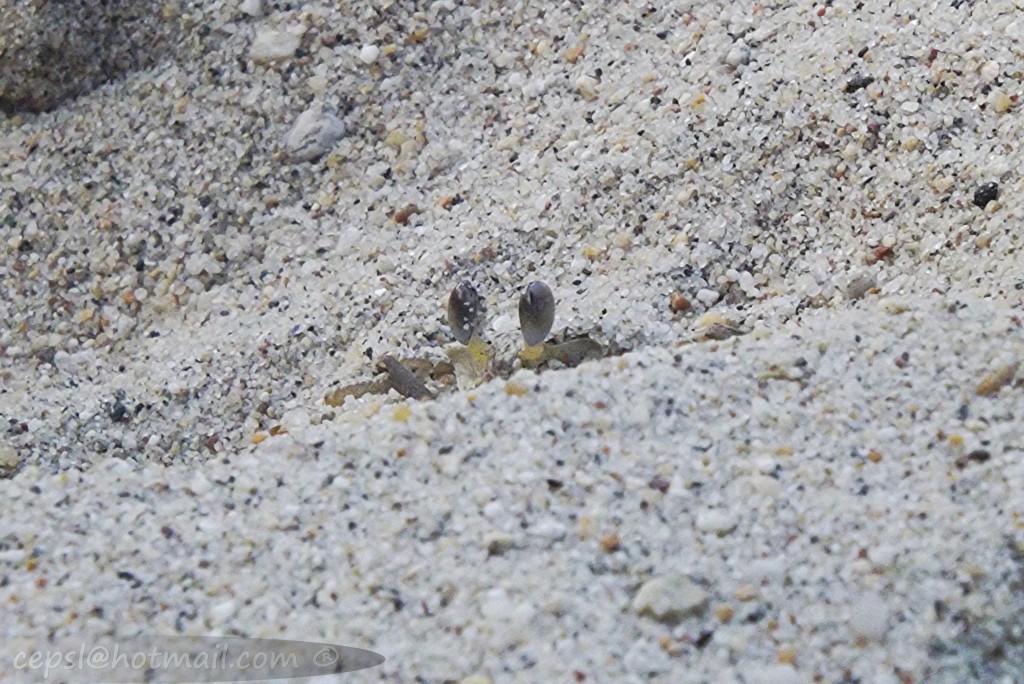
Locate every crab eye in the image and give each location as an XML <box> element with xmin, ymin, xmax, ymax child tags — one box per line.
<box><xmin>518</xmin><ymin>281</ymin><xmax>555</xmax><ymax>347</ymax></box>
<box><xmin>447</xmin><ymin>280</ymin><xmax>484</xmax><ymax>345</ymax></box>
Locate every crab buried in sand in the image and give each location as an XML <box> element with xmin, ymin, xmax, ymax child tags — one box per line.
<box><xmin>326</xmin><ymin>280</ymin><xmax>606</xmax><ymax>405</ymax></box>
<box><xmin>449</xmin><ymin>279</ymin><xmax>604</xmax><ymax>384</ymax></box>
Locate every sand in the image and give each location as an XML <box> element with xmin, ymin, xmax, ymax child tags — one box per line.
<box><xmin>1</xmin><ymin>0</ymin><xmax>1023</xmax><ymax>682</ymax></box>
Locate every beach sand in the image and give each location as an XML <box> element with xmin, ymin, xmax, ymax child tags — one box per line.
<box><xmin>2</xmin><ymin>0</ymin><xmax>1023</xmax><ymax>681</ymax></box>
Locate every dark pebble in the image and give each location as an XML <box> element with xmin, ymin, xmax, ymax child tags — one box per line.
<box><xmin>973</xmin><ymin>182</ymin><xmax>999</xmax><ymax>208</ymax></box>
<box><xmin>695</xmin><ymin>630</ymin><xmax>714</xmax><ymax>649</ymax></box>
<box><xmin>109</xmin><ymin>402</ymin><xmax>128</xmax><ymax>423</ymax></box>
<box><xmin>955</xmin><ymin>449</ymin><xmax>991</xmax><ymax>469</ymax></box>
<box><xmin>844</xmin><ymin>75</ymin><xmax>874</xmax><ymax>93</ymax></box>
<box><xmin>648</xmin><ymin>475</ymin><xmax>671</xmax><ymax>493</ymax></box>
<box><xmin>34</xmin><ymin>347</ymin><xmax>56</xmax><ymax>365</ymax></box>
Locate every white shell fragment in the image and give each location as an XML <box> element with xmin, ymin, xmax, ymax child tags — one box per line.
<box><xmin>633</xmin><ymin>574</ymin><xmax>709</xmax><ymax>624</ymax></box>
<box><xmin>724</xmin><ymin>43</ymin><xmax>750</xmax><ymax>67</ymax></box>
<box><xmin>238</xmin><ymin>0</ymin><xmax>264</xmax><ymax>17</ymax></box>
<box><xmin>576</xmin><ymin>75</ymin><xmax>599</xmax><ymax>101</ymax></box>
<box><xmin>249</xmin><ymin>27</ymin><xmax>301</xmax><ymax>63</ymax></box>
<box><xmin>283</xmin><ymin>106</ymin><xmax>346</xmax><ymax>163</ymax></box>
<box><xmin>358</xmin><ymin>44</ymin><xmax>380</xmax><ymax>65</ymax></box>
<box><xmin>518</xmin><ymin>281</ymin><xmax>555</xmax><ymax>347</ymax></box>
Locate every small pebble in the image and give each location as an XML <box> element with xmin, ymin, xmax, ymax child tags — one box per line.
<box><xmin>283</xmin><ymin>106</ymin><xmax>346</xmax><ymax>162</ymax></box>
<box><xmin>696</xmin><ymin>509</ymin><xmax>738</xmax><ymax>535</ymax></box>
<box><xmin>565</xmin><ymin>44</ymin><xmax>585</xmax><ymax>63</ymax></box>
<box><xmin>972</xmin><ymin>181</ymin><xmax>999</xmax><ymax>208</ymax></box>
<box><xmin>867</xmin><ymin>544</ymin><xmax>898</xmax><ymax>568</ymax></box>
<box><xmin>733</xmin><ymin>584</ymin><xmax>758</xmax><ymax>601</ymax></box>
<box><xmin>359</xmin><ymin>44</ymin><xmax>381</xmax><ymax>65</ymax></box>
<box><xmin>979</xmin><ymin>59</ymin><xmax>1000</xmax><ymax>82</ymax></box>
<box><xmin>648</xmin><ymin>474</ymin><xmax>670</xmax><ymax>493</ymax></box>
<box><xmin>392</xmin><ymin>204</ymin><xmax>421</xmax><ymax>225</ymax></box>
<box><xmin>954</xmin><ymin>449</ymin><xmax>991</xmax><ymax>469</ymax></box>
<box><xmin>844</xmin><ymin>75</ymin><xmax>874</xmax><ymax>93</ymax></box>
<box><xmin>485</xmin><ymin>533</ymin><xmax>518</xmax><ymax>557</ymax></box>
<box><xmin>714</xmin><ymin>605</ymin><xmax>735</xmax><ymax>623</ymax></box>
<box><xmin>109</xmin><ymin>402</ymin><xmax>129</xmax><ymax>423</ymax></box>
<box><xmin>208</xmin><ymin>599</ymin><xmax>237</xmax><ymax>624</ymax></box>
<box><xmin>695</xmin><ymin>288</ymin><xmax>720</xmax><ymax>306</ymax></box>
<box><xmin>307</xmin><ymin>75</ymin><xmax>328</xmax><ymax>94</ymax></box>
<box><xmin>975</xmin><ymin>361</ymin><xmax>1017</xmax><ymax>396</ymax></box>
<box><xmin>238</xmin><ymin>0</ymin><xmax>264</xmax><ymax>17</ymax></box>
<box><xmin>931</xmin><ymin>175</ymin><xmax>955</xmax><ymax>193</ymax></box>
<box><xmin>777</xmin><ymin>645</ymin><xmax>797</xmax><ymax>665</ymax></box>
<box><xmin>576</xmin><ymin>75</ymin><xmax>599</xmax><ymax>101</ymax></box>
<box><xmin>633</xmin><ymin>574</ymin><xmax>709</xmax><ymax>624</ymax></box>
<box><xmin>669</xmin><ymin>292</ymin><xmax>690</xmax><ymax>313</ymax></box>
<box><xmin>990</xmin><ymin>89</ymin><xmax>1012</xmax><ymax>113</ymax></box>
<box><xmin>0</xmin><ymin>443</ymin><xmax>21</xmax><ymax>474</ymax></box>
<box><xmin>724</xmin><ymin>43</ymin><xmax>750</xmax><ymax>67</ymax></box>
<box><xmin>249</xmin><ymin>27</ymin><xmax>301</xmax><ymax>63</ymax></box>
<box><xmin>600</xmin><ymin>531</ymin><xmax>621</xmax><ymax>552</ymax></box>
<box><xmin>845</xmin><ymin>272</ymin><xmax>877</xmax><ymax>300</ymax></box>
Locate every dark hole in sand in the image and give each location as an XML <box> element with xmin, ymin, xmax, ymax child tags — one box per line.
<box><xmin>0</xmin><ymin>0</ymin><xmax>181</xmax><ymax>114</ymax></box>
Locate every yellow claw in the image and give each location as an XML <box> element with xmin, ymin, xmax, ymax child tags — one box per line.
<box><xmin>445</xmin><ymin>333</ymin><xmax>495</xmax><ymax>390</ymax></box>
<box><xmin>518</xmin><ymin>343</ymin><xmax>548</xmax><ymax>368</ymax></box>
<box><xmin>467</xmin><ymin>334</ymin><xmax>493</xmax><ymax>366</ymax></box>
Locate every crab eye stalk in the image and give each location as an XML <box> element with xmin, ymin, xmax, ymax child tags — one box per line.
<box><xmin>518</xmin><ymin>281</ymin><xmax>555</xmax><ymax>347</ymax></box>
<box><xmin>448</xmin><ymin>280</ymin><xmax>484</xmax><ymax>345</ymax></box>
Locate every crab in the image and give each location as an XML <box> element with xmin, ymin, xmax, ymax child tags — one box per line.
<box><xmin>324</xmin><ymin>280</ymin><xmax>605</xmax><ymax>406</ymax></box>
